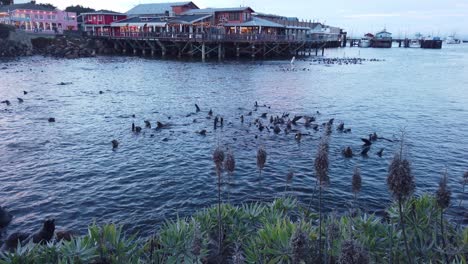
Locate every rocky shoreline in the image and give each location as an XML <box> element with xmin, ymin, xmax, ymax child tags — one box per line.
<box><xmin>0</xmin><ymin>25</ymin><xmax>112</xmax><ymax>59</ymax></box>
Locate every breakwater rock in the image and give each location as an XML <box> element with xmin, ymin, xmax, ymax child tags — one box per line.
<box><xmin>31</xmin><ymin>36</ymin><xmax>100</xmax><ymax>59</ymax></box>
<box><xmin>0</xmin><ymin>25</ymin><xmax>32</xmax><ymax>57</ymax></box>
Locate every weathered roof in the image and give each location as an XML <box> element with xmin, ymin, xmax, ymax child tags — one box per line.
<box><xmin>111</xmin><ymin>16</ymin><xmax>168</xmax><ymax>27</ymax></box>
<box><xmin>182</xmin><ymin>7</ymin><xmax>255</xmax><ymax>15</ymax></box>
<box><xmin>168</xmin><ymin>14</ymin><xmax>212</xmax><ymax>24</ymax></box>
<box><xmin>224</xmin><ymin>17</ymin><xmax>285</xmax><ymax>28</ymax></box>
<box><xmin>81</xmin><ymin>10</ymin><xmax>125</xmax><ymax>16</ymax></box>
<box><xmin>0</xmin><ymin>3</ymin><xmax>56</xmax><ymax>12</ymax></box>
<box><xmin>126</xmin><ymin>2</ymin><xmax>196</xmax><ymax>15</ymax></box>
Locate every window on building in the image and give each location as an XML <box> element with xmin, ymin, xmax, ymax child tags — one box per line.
<box><xmin>113</xmin><ymin>15</ymin><xmax>118</xmax><ymax>20</ymax></box>
<box><xmin>39</xmin><ymin>15</ymin><xmax>44</xmax><ymax>20</ymax></box>
<box><xmin>35</xmin><ymin>15</ymin><xmax>38</xmax><ymax>19</ymax></box>
<box><xmin>98</xmin><ymin>15</ymin><xmax>103</xmax><ymax>22</ymax></box>
<box><xmin>47</xmin><ymin>15</ymin><xmax>51</xmax><ymax>20</ymax></box>
<box><xmin>52</xmin><ymin>15</ymin><xmax>56</xmax><ymax>20</ymax></box>
<box><xmin>228</xmin><ymin>13</ymin><xmax>240</xmax><ymax>21</ymax></box>
<box><xmin>25</xmin><ymin>14</ymin><xmax>30</xmax><ymax>19</ymax></box>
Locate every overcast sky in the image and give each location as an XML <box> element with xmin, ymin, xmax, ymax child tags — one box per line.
<box><xmin>34</xmin><ymin>0</ymin><xmax>468</xmax><ymax>38</ymax></box>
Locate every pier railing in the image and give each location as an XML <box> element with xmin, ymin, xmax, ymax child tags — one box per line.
<box><xmin>89</xmin><ymin>31</ymin><xmax>338</xmax><ymax>43</ymax></box>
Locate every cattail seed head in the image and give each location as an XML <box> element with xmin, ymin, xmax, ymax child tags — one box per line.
<box><xmin>436</xmin><ymin>172</ymin><xmax>451</xmax><ymax>210</ymax></box>
<box><xmin>352</xmin><ymin>167</ymin><xmax>362</xmax><ymax>194</ymax></box>
<box><xmin>338</xmin><ymin>240</ymin><xmax>369</xmax><ymax>264</ymax></box>
<box><xmin>291</xmin><ymin>227</ymin><xmax>309</xmax><ymax>264</ymax></box>
<box><xmin>225</xmin><ymin>151</ymin><xmax>236</xmax><ymax>174</ymax></box>
<box><xmin>257</xmin><ymin>147</ymin><xmax>267</xmax><ymax>171</ymax></box>
<box><xmin>314</xmin><ymin>139</ymin><xmax>330</xmax><ymax>185</ymax></box>
<box><xmin>387</xmin><ymin>153</ymin><xmax>415</xmax><ymax>201</ymax></box>
<box><xmin>212</xmin><ymin>147</ymin><xmax>225</xmax><ymax>171</ymax></box>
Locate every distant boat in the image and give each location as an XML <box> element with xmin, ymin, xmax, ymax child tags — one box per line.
<box><xmin>446</xmin><ymin>35</ymin><xmax>461</xmax><ymax>44</ymax></box>
<box><xmin>372</xmin><ymin>28</ymin><xmax>392</xmax><ymax>48</ymax></box>
<box><xmin>409</xmin><ymin>33</ymin><xmax>422</xmax><ymax>48</ymax></box>
<box><xmin>359</xmin><ymin>33</ymin><xmax>373</xmax><ymax>48</ymax></box>
<box><xmin>409</xmin><ymin>39</ymin><xmax>421</xmax><ymax>48</ymax></box>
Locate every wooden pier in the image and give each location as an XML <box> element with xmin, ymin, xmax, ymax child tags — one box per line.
<box><xmin>90</xmin><ymin>32</ymin><xmax>342</xmax><ymax>59</ymax></box>
<box><xmin>345</xmin><ymin>38</ymin><xmax>443</xmax><ymax>49</ymax></box>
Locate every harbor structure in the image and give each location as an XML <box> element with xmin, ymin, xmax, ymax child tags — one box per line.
<box><xmin>372</xmin><ymin>28</ymin><xmax>392</xmax><ymax>48</ymax></box>
<box><xmin>0</xmin><ymin>1</ymin><xmax>77</xmax><ymax>33</ymax></box>
<box><xmin>89</xmin><ymin>1</ymin><xmax>344</xmax><ymax>59</ymax></box>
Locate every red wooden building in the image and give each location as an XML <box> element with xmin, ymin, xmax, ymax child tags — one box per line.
<box><xmin>81</xmin><ymin>10</ymin><xmax>127</xmax><ymax>35</ymax></box>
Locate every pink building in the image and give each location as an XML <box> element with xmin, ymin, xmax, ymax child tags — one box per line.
<box><xmin>0</xmin><ymin>2</ymin><xmax>77</xmax><ymax>33</ymax></box>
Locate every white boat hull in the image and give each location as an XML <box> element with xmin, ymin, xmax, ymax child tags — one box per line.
<box><xmin>359</xmin><ymin>40</ymin><xmax>371</xmax><ymax>48</ymax></box>
<box><xmin>409</xmin><ymin>40</ymin><xmax>421</xmax><ymax>48</ymax></box>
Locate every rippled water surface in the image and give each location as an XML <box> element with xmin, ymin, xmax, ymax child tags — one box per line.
<box><xmin>1</xmin><ymin>45</ymin><xmax>467</xmax><ymax>237</ymax></box>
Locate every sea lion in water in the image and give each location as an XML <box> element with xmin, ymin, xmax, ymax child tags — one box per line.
<box><xmin>240</xmin><ymin>115</ymin><xmax>244</xmax><ymax>123</ymax></box>
<box><xmin>291</xmin><ymin>116</ymin><xmax>302</xmax><ymax>125</ymax></box>
<box><xmin>377</xmin><ymin>148</ymin><xmax>384</xmax><ymax>157</ymax></box>
<box><xmin>132</xmin><ymin>122</ymin><xmax>135</xmax><ymax>132</ymax></box>
<box><xmin>361</xmin><ymin>138</ymin><xmax>372</xmax><ymax>146</ymax></box>
<box><xmin>48</xmin><ymin>118</ymin><xmax>56</xmax><ymax>123</ymax></box>
<box><xmin>32</xmin><ymin>219</ymin><xmax>55</xmax><ymax>244</ymax></box>
<box><xmin>195</xmin><ymin>104</ymin><xmax>201</xmax><ymax>112</ymax></box>
<box><xmin>135</xmin><ymin>126</ymin><xmax>142</xmax><ymax>133</ymax></box>
<box><xmin>337</xmin><ymin>122</ymin><xmax>344</xmax><ymax>131</ymax></box>
<box><xmin>361</xmin><ymin>147</ymin><xmax>371</xmax><ymax>156</ymax></box>
<box><xmin>197</xmin><ymin>129</ymin><xmax>207</xmax><ymax>136</ymax></box>
<box><xmin>111</xmin><ymin>140</ymin><xmax>119</xmax><ymax>149</ymax></box>
<box><xmin>295</xmin><ymin>133</ymin><xmax>302</xmax><ymax>141</ymax></box>
<box><xmin>23</xmin><ymin>91</ymin><xmax>28</xmax><ymax>95</ymax></box>
<box><xmin>0</xmin><ymin>206</ymin><xmax>12</xmax><ymax>228</ymax></box>
<box><xmin>156</xmin><ymin>122</ymin><xmax>168</xmax><ymax>129</ymax></box>
<box><xmin>1</xmin><ymin>100</ymin><xmax>11</xmax><ymax>106</ymax></box>
<box><xmin>17</xmin><ymin>98</ymin><xmax>24</xmax><ymax>103</ymax></box>
<box><xmin>144</xmin><ymin>121</ymin><xmax>151</xmax><ymax>128</ymax></box>
<box><xmin>274</xmin><ymin>125</ymin><xmax>281</xmax><ymax>134</ymax></box>
<box><xmin>370</xmin><ymin>132</ymin><xmax>378</xmax><ymax>141</ymax></box>
<box><xmin>342</xmin><ymin>147</ymin><xmax>353</xmax><ymax>158</ymax></box>
<box><xmin>208</xmin><ymin>109</ymin><xmax>213</xmax><ymax>116</ymax></box>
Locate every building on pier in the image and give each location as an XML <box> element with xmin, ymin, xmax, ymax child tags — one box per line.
<box><xmin>126</xmin><ymin>2</ymin><xmax>199</xmax><ymax>17</ymax></box>
<box><xmin>80</xmin><ymin>10</ymin><xmax>127</xmax><ymax>35</ymax></box>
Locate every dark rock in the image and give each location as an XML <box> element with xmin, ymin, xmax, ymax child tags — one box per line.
<box><xmin>0</xmin><ymin>206</ymin><xmax>13</xmax><ymax>228</ymax></box>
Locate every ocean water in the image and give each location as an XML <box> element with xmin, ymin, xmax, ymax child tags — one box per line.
<box><xmin>1</xmin><ymin>45</ymin><xmax>467</xmax><ymax>238</ymax></box>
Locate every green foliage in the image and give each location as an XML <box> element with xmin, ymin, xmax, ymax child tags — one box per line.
<box><xmin>0</xmin><ymin>196</ymin><xmax>466</xmax><ymax>263</ymax></box>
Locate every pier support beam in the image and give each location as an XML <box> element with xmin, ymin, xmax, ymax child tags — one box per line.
<box><xmin>202</xmin><ymin>42</ymin><xmax>206</xmax><ymax>61</ymax></box>
<box><xmin>218</xmin><ymin>43</ymin><xmax>222</xmax><ymax>60</ymax></box>
<box><xmin>251</xmin><ymin>45</ymin><xmax>255</xmax><ymax>58</ymax></box>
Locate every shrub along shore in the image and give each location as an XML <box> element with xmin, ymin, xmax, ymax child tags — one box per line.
<box><xmin>0</xmin><ymin>129</ymin><xmax>467</xmax><ymax>263</ymax></box>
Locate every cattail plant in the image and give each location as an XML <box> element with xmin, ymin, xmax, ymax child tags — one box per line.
<box><xmin>256</xmin><ymin>147</ymin><xmax>267</xmax><ymax>200</ymax></box>
<box><xmin>436</xmin><ymin>171</ymin><xmax>451</xmax><ymax>263</ymax></box>
<box><xmin>291</xmin><ymin>227</ymin><xmax>310</xmax><ymax>264</ymax></box>
<box><xmin>314</xmin><ymin>136</ymin><xmax>330</xmax><ymax>261</ymax></box>
<box><xmin>387</xmin><ymin>134</ymin><xmax>415</xmax><ymax>264</ymax></box>
<box><xmin>338</xmin><ymin>240</ymin><xmax>369</xmax><ymax>264</ymax></box>
<box><xmin>224</xmin><ymin>150</ymin><xmax>236</xmax><ymax>203</ymax></box>
<box><xmin>212</xmin><ymin>146</ymin><xmax>225</xmax><ymax>258</ymax></box>
<box><xmin>352</xmin><ymin>167</ymin><xmax>362</xmax><ymax>205</ymax></box>
<box><xmin>257</xmin><ymin>147</ymin><xmax>267</xmax><ymax>176</ymax></box>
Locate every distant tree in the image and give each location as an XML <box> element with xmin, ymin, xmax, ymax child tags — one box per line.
<box><xmin>65</xmin><ymin>5</ymin><xmax>96</xmax><ymax>15</ymax></box>
<box><xmin>38</xmin><ymin>3</ymin><xmax>57</xmax><ymax>9</ymax></box>
<box><xmin>0</xmin><ymin>0</ymin><xmax>13</xmax><ymax>5</ymax></box>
